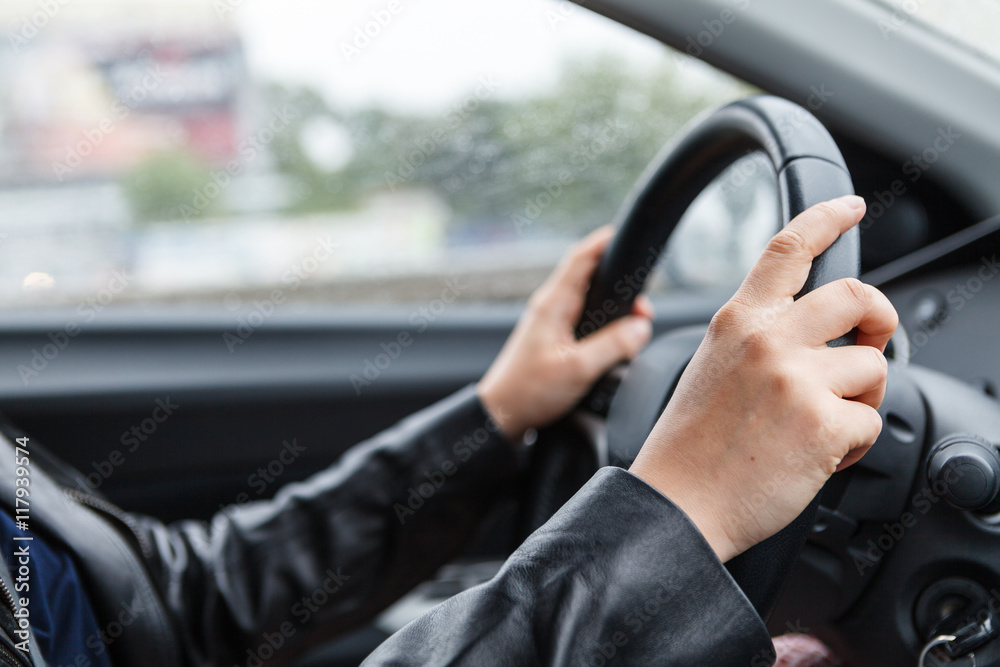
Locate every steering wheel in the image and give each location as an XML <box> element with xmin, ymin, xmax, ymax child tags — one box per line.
<box><xmin>519</xmin><ymin>95</ymin><xmax>1000</xmax><ymax>664</ymax></box>
<box><xmin>518</xmin><ymin>94</ymin><xmax>859</xmax><ymax>621</ymax></box>
<box><xmin>591</xmin><ymin>95</ymin><xmax>860</xmax><ymax>621</ymax></box>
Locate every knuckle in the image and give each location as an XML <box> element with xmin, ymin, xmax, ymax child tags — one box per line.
<box><xmin>860</xmin><ymin>407</ymin><xmax>884</xmax><ymax>443</ymax></box>
<box><xmin>767</xmin><ymin>227</ymin><xmax>810</xmax><ymax>258</ymax></box>
<box><xmin>765</xmin><ymin>359</ymin><xmax>799</xmax><ymax>399</ymax></box>
<box><xmin>795</xmin><ymin>403</ymin><xmax>829</xmax><ymax>444</ymax></box>
<box><xmin>879</xmin><ymin>293</ymin><xmax>900</xmax><ymax>328</ymax></box>
<box><xmin>888</xmin><ymin>303</ymin><xmax>901</xmax><ymax>329</ymax></box>
<box><xmin>709</xmin><ymin>302</ymin><xmax>744</xmax><ymax>334</ymax></box>
<box><xmin>562</xmin><ymin>347</ymin><xmax>587</xmax><ymax>377</ymax></box>
<box><xmin>839</xmin><ymin>277</ymin><xmax>870</xmax><ymax>309</ymax></box>
<box><xmin>809</xmin><ymin>201</ymin><xmax>840</xmax><ymax>223</ymax></box>
<box><xmin>816</xmin><ymin>407</ymin><xmax>847</xmax><ymax>443</ymax></box>
<box><xmin>821</xmin><ymin>454</ymin><xmax>843</xmax><ymax>477</ymax></box>
<box><xmin>527</xmin><ymin>286</ymin><xmax>551</xmax><ymax>311</ymax></box>
<box><xmin>743</xmin><ymin>327</ymin><xmax>779</xmax><ymax>363</ymax></box>
<box><xmin>866</xmin><ymin>346</ymin><xmax>889</xmax><ymax>378</ymax></box>
<box><xmin>613</xmin><ymin>325</ymin><xmax>636</xmax><ymax>355</ymax></box>
<box><xmin>709</xmin><ymin>298</ymin><xmax>763</xmax><ymax>339</ymax></box>
<box><xmin>709</xmin><ymin>298</ymin><xmax>789</xmax><ymax>362</ymax></box>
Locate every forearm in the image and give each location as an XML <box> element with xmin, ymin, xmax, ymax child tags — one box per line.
<box><xmin>364</xmin><ymin>467</ymin><xmax>772</xmax><ymax>667</ymax></box>
<box><xmin>138</xmin><ymin>385</ymin><xmax>523</xmax><ymax>666</ymax></box>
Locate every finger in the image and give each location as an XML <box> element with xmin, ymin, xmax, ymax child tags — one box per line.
<box><xmin>536</xmin><ymin>226</ymin><xmax>616</xmax><ymax>324</ymax></box>
<box><xmin>816</xmin><ymin>344</ymin><xmax>888</xmax><ymax>409</ymax></box>
<box><xmin>830</xmin><ymin>399</ymin><xmax>883</xmax><ymax>472</ymax></box>
<box><xmin>548</xmin><ymin>226</ymin><xmax>615</xmax><ymax>299</ymax></box>
<box><xmin>575</xmin><ymin>315</ymin><xmax>652</xmax><ymax>382</ymax></box>
<box><xmin>739</xmin><ymin>196</ymin><xmax>866</xmax><ymax>305</ymax></box>
<box><xmin>855</xmin><ymin>287</ymin><xmax>899</xmax><ymax>352</ymax></box>
<box><xmin>632</xmin><ymin>294</ymin><xmax>655</xmax><ymax>320</ymax></box>
<box><xmin>790</xmin><ymin>280</ymin><xmax>898</xmax><ymax>351</ymax></box>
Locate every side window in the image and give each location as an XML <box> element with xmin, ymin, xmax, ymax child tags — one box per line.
<box><xmin>0</xmin><ymin>0</ymin><xmax>754</xmax><ymax>311</ymax></box>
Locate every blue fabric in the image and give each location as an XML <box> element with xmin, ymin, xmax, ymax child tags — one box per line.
<box><xmin>0</xmin><ymin>511</ymin><xmax>113</xmax><ymax>667</ymax></box>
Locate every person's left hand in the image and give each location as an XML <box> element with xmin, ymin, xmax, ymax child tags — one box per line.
<box><xmin>478</xmin><ymin>226</ymin><xmax>654</xmax><ymax>441</ymax></box>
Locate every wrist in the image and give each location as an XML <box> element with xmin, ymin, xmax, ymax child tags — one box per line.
<box><xmin>629</xmin><ymin>458</ymin><xmax>740</xmax><ymax>563</ymax></box>
<box><xmin>476</xmin><ymin>379</ymin><xmax>527</xmax><ymax>443</ymax></box>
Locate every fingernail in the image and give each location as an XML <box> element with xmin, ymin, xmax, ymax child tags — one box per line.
<box><xmin>837</xmin><ymin>195</ymin><xmax>866</xmax><ymax>211</ymax></box>
<box><xmin>629</xmin><ymin>317</ymin><xmax>653</xmax><ymax>343</ymax></box>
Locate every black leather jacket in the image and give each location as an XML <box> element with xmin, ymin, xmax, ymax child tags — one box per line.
<box><xmin>0</xmin><ymin>387</ymin><xmax>771</xmax><ymax>666</ymax></box>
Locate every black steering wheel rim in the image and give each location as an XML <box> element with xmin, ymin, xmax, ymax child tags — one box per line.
<box><xmin>579</xmin><ymin>95</ymin><xmax>860</xmax><ymax>621</ymax></box>
<box><xmin>578</xmin><ymin>95</ymin><xmax>859</xmax><ymax>336</ymax></box>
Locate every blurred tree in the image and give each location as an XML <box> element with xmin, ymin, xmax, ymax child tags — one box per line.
<box><xmin>228</xmin><ymin>56</ymin><xmax>754</xmax><ymax>235</ymax></box>
<box><xmin>121</xmin><ymin>150</ymin><xmax>216</xmax><ymax>224</ymax></box>
<box><xmin>325</xmin><ymin>55</ymin><xmax>753</xmax><ymax>237</ymax></box>
<box><xmin>262</xmin><ymin>85</ymin><xmax>363</xmax><ymax>213</ymax></box>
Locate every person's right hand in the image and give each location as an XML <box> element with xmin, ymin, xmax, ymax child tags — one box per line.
<box><xmin>629</xmin><ymin>195</ymin><xmax>898</xmax><ymax>563</ymax></box>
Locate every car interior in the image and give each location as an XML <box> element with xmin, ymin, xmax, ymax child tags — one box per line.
<box><xmin>1</xmin><ymin>0</ymin><xmax>999</xmax><ymax>665</ymax></box>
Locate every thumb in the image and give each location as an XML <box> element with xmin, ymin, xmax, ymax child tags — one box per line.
<box><xmin>575</xmin><ymin>315</ymin><xmax>652</xmax><ymax>382</ymax></box>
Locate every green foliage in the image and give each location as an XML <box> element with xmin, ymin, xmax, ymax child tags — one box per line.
<box><xmin>263</xmin><ymin>86</ymin><xmax>363</xmax><ymax>214</ymax></box>
<box><xmin>320</xmin><ymin>55</ymin><xmax>753</xmax><ymax>236</ymax></box>
<box><xmin>125</xmin><ymin>56</ymin><xmax>753</xmax><ymax>233</ymax></box>
<box><xmin>121</xmin><ymin>150</ymin><xmax>215</xmax><ymax>223</ymax></box>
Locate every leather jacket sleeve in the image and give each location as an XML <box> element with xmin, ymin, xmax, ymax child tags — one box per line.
<box><xmin>134</xmin><ymin>385</ymin><xmax>523</xmax><ymax>666</ymax></box>
<box><xmin>363</xmin><ymin>466</ymin><xmax>774</xmax><ymax>667</ymax></box>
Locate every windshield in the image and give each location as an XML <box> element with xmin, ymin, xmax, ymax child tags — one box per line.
<box><xmin>875</xmin><ymin>0</ymin><xmax>1000</xmax><ymax>65</ymax></box>
<box><xmin>0</xmin><ymin>0</ymin><xmax>754</xmax><ymax>311</ymax></box>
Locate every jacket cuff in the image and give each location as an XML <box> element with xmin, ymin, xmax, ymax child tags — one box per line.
<box><xmin>518</xmin><ymin>466</ymin><xmax>773</xmax><ymax>665</ymax></box>
<box><xmin>396</xmin><ymin>383</ymin><xmax>523</xmax><ymax>475</ymax></box>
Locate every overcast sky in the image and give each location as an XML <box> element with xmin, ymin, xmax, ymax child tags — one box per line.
<box><xmin>236</xmin><ymin>0</ymin><xmax>677</xmax><ymax>112</ymax></box>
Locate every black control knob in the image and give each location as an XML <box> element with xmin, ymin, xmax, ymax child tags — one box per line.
<box><xmin>926</xmin><ymin>435</ymin><xmax>1000</xmax><ymax>512</ymax></box>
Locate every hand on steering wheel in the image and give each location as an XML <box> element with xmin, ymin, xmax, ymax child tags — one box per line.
<box><xmin>629</xmin><ymin>195</ymin><xmax>898</xmax><ymax>563</ymax></box>
<box><xmin>478</xmin><ymin>227</ymin><xmax>655</xmax><ymax>442</ymax></box>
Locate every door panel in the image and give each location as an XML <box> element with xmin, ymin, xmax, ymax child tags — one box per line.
<box><xmin>0</xmin><ymin>293</ymin><xmax>723</xmax><ymax>665</ymax></box>
<box><xmin>0</xmin><ymin>296</ymin><xmax>721</xmax><ymax>521</ymax></box>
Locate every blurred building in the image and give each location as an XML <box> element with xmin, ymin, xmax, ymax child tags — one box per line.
<box><xmin>0</xmin><ymin>0</ymin><xmax>247</xmax><ymax>186</ymax></box>
<box><xmin>0</xmin><ymin>0</ymin><xmax>253</xmax><ymax>303</ymax></box>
